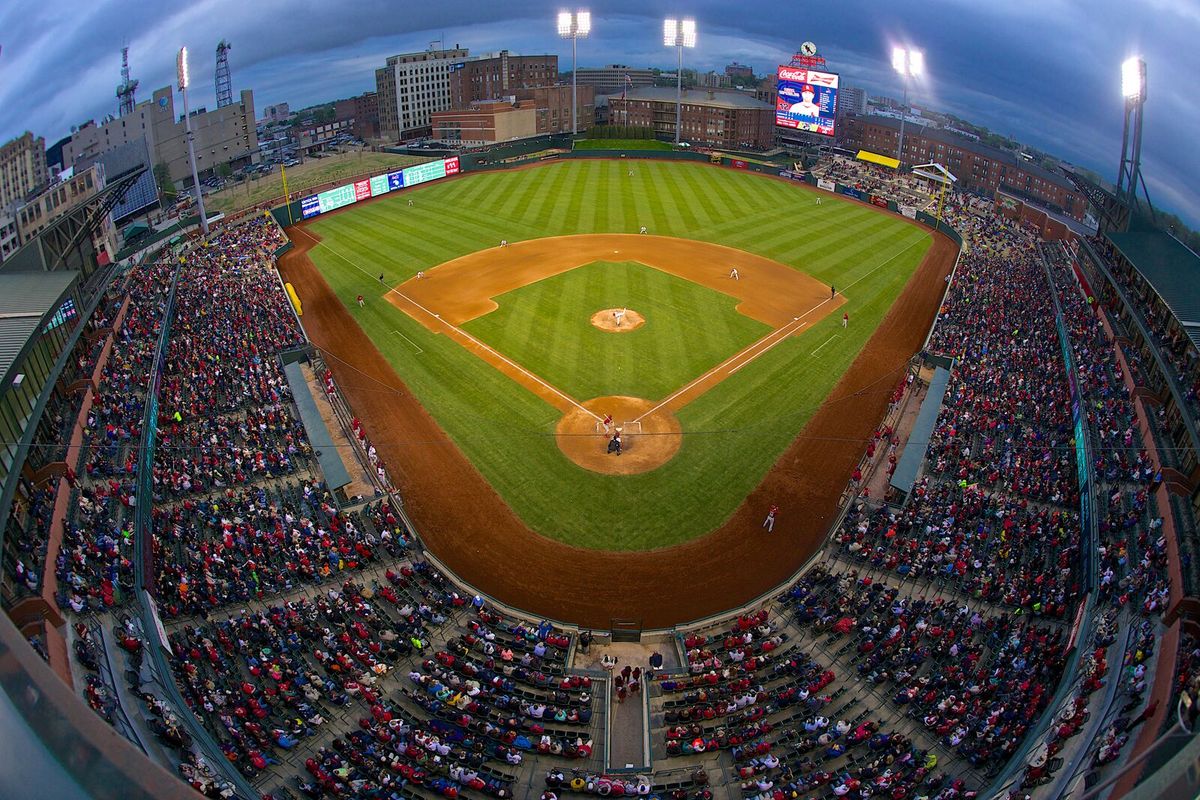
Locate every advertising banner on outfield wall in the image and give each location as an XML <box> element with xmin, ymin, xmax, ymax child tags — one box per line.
<box><xmin>817</xmin><ymin>178</ymin><xmax>836</xmax><ymax>192</ymax></box>
<box><xmin>731</xmin><ymin>159</ymin><xmax>749</xmax><ymax>169</ymax></box>
<box><xmin>840</xmin><ymin>186</ymin><xmax>865</xmax><ymax>201</ymax></box>
<box><xmin>870</xmin><ymin>194</ymin><xmax>889</xmax><ymax>209</ymax></box>
<box><xmin>899</xmin><ymin>205</ymin><xmax>918</xmax><ymax>219</ymax></box>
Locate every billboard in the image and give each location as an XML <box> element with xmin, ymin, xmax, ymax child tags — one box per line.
<box><xmin>775</xmin><ymin>66</ymin><xmax>838</xmax><ymax>136</ymax></box>
<box><xmin>301</xmin><ymin>194</ymin><xmax>322</xmax><ymax>219</ymax></box>
<box><xmin>298</xmin><ymin>156</ymin><xmax>461</xmax><ymax>220</ymax></box>
<box><xmin>402</xmin><ymin>159</ymin><xmax>448</xmax><ymax>188</ymax></box>
<box><xmin>369</xmin><ymin>174</ymin><xmax>391</xmax><ymax>197</ymax></box>
<box><xmin>317</xmin><ymin>183</ymin><xmax>357</xmax><ymax>214</ymax></box>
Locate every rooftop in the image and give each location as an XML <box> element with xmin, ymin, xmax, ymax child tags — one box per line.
<box><xmin>0</xmin><ymin>270</ymin><xmax>79</xmax><ymax>384</ymax></box>
<box><xmin>616</xmin><ymin>86</ymin><xmax>772</xmax><ymax>110</ymax></box>
<box><xmin>1106</xmin><ymin>227</ymin><xmax>1200</xmax><ymax>345</ymax></box>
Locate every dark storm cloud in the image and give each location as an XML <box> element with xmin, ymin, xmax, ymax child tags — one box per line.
<box><xmin>1</xmin><ymin>1</ymin><xmax>1195</xmax><ymax>224</ymax></box>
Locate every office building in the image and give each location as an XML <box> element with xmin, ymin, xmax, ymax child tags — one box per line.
<box><xmin>62</xmin><ymin>86</ymin><xmax>257</xmax><ymax>186</ymax></box>
<box><xmin>375</xmin><ymin>47</ymin><xmax>470</xmax><ymax>141</ymax></box>
<box><xmin>449</xmin><ymin>51</ymin><xmax>558</xmax><ymax>108</ymax></box>
<box><xmin>573</xmin><ymin>65</ymin><xmax>655</xmax><ymax>94</ymax></box>
<box><xmin>0</xmin><ymin>133</ymin><xmax>48</xmax><ymax>211</ymax></box>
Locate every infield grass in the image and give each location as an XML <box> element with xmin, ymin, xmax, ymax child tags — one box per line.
<box><xmin>463</xmin><ymin>261</ymin><xmax>770</xmax><ymax>400</ymax></box>
<box><xmin>302</xmin><ymin>159</ymin><xmax>930</xmax><ymax>550</ymax></box>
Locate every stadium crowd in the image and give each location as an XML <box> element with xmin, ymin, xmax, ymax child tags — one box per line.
<box><xmin>4</xmin><ymin>166</ymin><xmax>1188</xmax><ymax>800</ymax></box>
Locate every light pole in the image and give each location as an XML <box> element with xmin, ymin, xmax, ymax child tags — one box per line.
<box><xmin>177</xmin><ymin>47</ymin><xmax>209</xmax><ymax>235</ymax></box>
<box><xmin>557</xmin><ymin>10</ymin><xmax>591</xmax><ymax>136</ymax></box>
<box><xmin>891</xmin><ymin>46</ymin><xmax>923</xmax><ymax>168</ymax></box>
<box><xmin>663</xmin><ymin>18</ymin><xmax>696</xmax><ymax>144</ymax></box>
<box><xmin>1116</xmin><ymin>56</ymin><xmax>1146</xmax><ymax>230</ymax></box>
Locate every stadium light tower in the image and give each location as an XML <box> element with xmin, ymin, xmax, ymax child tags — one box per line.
<box><xmin>177</xmin><ymin>46</ymin><xmax>209</xmax><ymax>235</ymax></box>
<box><xmin>664</xmin><ymin>18</ymin><xmax>697</xmax><ymax>144</ymax></box>
<box><xmin>557</xmin><ymin>10</ymin><xmax>591</xmax><ymax>136</ymax></box>
<box><xmin>891</xmin><ymin>46</ymin><xmax>923</xmax><ymax>167</ymax></box>
<box><xmin>1115</xmin><ymin>56</ymin><xmax>1147</xmax><ymax>231</ymax></box>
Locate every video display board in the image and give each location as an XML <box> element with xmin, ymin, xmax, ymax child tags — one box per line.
<box><xmin>775</xmin><ymin>66</ymin><xmax>839</xmax><ymax>136</ymax></box>
<box><xmin>298</xmin><ymin>156</ymin><xmax>461</xmax><ymax>220</ymax></box>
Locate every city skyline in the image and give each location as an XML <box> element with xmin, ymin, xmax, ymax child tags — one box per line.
<box><xmin>0</xmin><ymin>1</ymin><xmax>1195</xmax><ymax>226</ymax></box>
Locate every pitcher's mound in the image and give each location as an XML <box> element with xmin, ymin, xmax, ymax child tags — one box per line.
<box><xmin>557</xmin><ymin>396</ymin><xmax>681</xmax><ymax>475</ymax></box>
<box><xmin>591</xmin><ymin>308</ymin><xmax>645</xmax><ymax>333</ymax></box>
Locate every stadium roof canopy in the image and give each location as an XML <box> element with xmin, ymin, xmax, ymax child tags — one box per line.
<box><xmin>857</xmin><ymin>150</ymin><xmax>900</xmax><ymax>169</ymax></box>
<box><xmin>1106</xmin><ymin>228</ymin><xmax>1200</xmax><ymax>346</ymax></box>
<box><xmin>0</xmin><ymin>271</ymin><xmax>79</xmax><ymax>383</ymax></box>
<box><xmin>619</xmin><ymin>86</ymin><xmax>773</xmax><ymax>110</ymax></box>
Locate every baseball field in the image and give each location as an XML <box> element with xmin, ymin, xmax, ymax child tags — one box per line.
<box><xmin>279</xmin><ymin>158</ymin><xmax>956</xmax><ymax>626</ymax></box>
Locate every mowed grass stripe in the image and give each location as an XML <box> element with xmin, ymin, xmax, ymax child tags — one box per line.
<box><xmin>463</xmin><ymin>262</ymin><xmax>770</xmax><ymax>401</ymax></box>
<box><xmin>306</xmin><ymin>160</ymin><xmax>933</xmax><ymax>549</ymax></box>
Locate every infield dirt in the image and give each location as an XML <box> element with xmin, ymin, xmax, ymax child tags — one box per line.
<box><xmin>279</xmin><ymin>223</ymin><xmax>956</xmax><ymax>629</ymax></box>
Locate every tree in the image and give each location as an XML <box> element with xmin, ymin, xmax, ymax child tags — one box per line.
<box><xmin>153</xmin><ymin>162</ymin><xmax>177</xmax><ymax>199</ymax></box>
<box><xmin>217</xmin><ymin>163</ymin><xmax>233</xmax><ymax>179</ymax></box>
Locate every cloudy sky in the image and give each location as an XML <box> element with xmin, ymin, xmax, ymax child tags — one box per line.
<box><xmin>0</xmin><ymin>0</ymin><xmax>1195</xmax><ymax>225</ymax></box>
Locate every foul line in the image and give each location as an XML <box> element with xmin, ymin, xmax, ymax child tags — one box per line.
<box><xmin>810</xmin><ymin>334</ymin><xmax>839</xmax><ymax>356</ymax></box>
<box><xmin>291</xmin><ymin>226</ymin><xmax>600</xmax><ymax>421</ymax></box>
<box><xmin>634</xmin><ymin>233</ymin><xmax>929</xmax><ymax>423</ymax></box>
<box><xmin>392</xmin><ymin>329</ymin><xmax>424</xmax><ymax>354</ymax></box>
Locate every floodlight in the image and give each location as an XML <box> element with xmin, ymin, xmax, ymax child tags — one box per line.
<box><xmin>177</xmin><ymin>47</ymin><xmax>189</xmax><ymax>90</ymax></box>
<box><xmin>664</xmin><ymin>18</ymin><xmax>677</xmax><ymax>46</ymax></box>
<box><xmin>909</xmin><ymin>49</ymin><xmax>924</xmax><ymax>77</ymax></box>
<box><xmin>1122</xmin><ymin>56</ymin><xmax>1145</xmax><ymax>101</ymax></box>
<box><xmin>557</xmin><ymin>10</ymin><xmax>592</xmax><ymax>135</ymax></box>
<box><xmin>892</xmin><ymin>47</ymin><xmax>923</xmax><ymax>78</ymax></box>
<box><xmin>681</xmin><ymin>19</ymin><xmax>696</xmax><ymax>48</ymax></box>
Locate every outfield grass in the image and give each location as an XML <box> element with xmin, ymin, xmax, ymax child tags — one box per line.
<box><xmin>303</xmin><ymin>159</ymin><xmax>930</xmax><ymax>550</ymax></box>
<box><xmin>463</xmin><ymin>261</ymin><xmax>770</xmax><ymax>400</ymax></box>
<box><xmin>574</xmin><ymin>139</ymin><xmax>676</xmax><ymax>151</ymax></box>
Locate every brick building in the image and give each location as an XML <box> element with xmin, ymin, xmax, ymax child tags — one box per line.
<box><xmin>432</xmin><ymin>100</ymin><xmax>539</xmax><ymax>145</ymax></box>
<box><xmin>854</xmin><ymin>116</ymin><xmax>1089</xmax><ymax>219</ymax></box>
<box><xmin>334</xmin><ymin>92</ymin><xmax>380</xmax><ymax>140</ymax></box>
<box><xmin>449</xmin><ymin>51</ymin><xmax>558</xmax><ymax>108</ymax></box>
<box><xmin>608</xmin><ymin>87</ymin><xmax>774</xmax><ymax>149</ymax></box>
<box><xmin>512</xmin><ymin>85</ymin><xmax>594</xmax><ymax>134</ymax></box>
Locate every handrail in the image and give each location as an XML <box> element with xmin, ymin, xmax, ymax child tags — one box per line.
<box><xmin>979</xmin><ymin>244</ymin><xmax>1104</xmax><ymax>799</ymax></box>
<box><xmin>131</xmin><ymin>249</ymin><xmax>259</xmax><ymax>800</ymax></box>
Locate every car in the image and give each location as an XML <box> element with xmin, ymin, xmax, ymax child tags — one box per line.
<box><xmin>283</xmin><ymin>160</ymin><xmax>299</xmax><ymax>167</ymax></box>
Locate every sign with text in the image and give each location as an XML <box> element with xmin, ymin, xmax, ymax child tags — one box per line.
<box><xmin>775</xmin><ymin>66</ymin><xmax>839</xmax><ymax>136</ymax></box>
